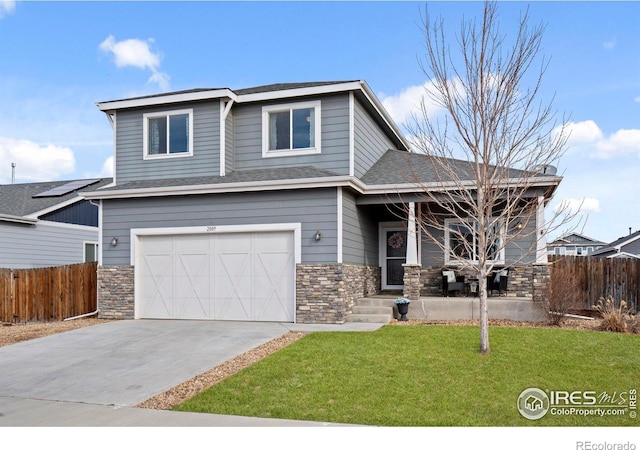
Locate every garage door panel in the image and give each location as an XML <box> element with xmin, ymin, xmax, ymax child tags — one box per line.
<box><xmin>174</xmin><ymin>248</ymin><xmax>211</xmax><ymax>319</ymax></box>
<box><xmin>138</xmin><ymin>244</ymin><xmax>175</xmax><ymax>319</ymax></box>
<box><xmin>137</xmin><ymin>230</ymin><xmax>295</xmax><ymax>322</ymax></box>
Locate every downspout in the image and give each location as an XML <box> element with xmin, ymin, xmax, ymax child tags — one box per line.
<box><xmin>67</xmin><ymin>198</ymin><xmax>104</xmax><ymax>321</ymax></box>
<box><xmin>64</xmin><ymin>310</ymin><xmax>99</xmax><ymax>321</ymax></box>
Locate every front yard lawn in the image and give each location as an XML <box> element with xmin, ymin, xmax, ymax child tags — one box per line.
<box><xmin>174</xmin><ymin>325</ymin><xmax>639</xmax><ymax>426</ymax></box>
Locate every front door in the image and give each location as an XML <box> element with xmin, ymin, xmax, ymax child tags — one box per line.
<box><xmin>380</xmin><ymin>223</ymin><xmax>407</xmax><ymax>289</ymax></box>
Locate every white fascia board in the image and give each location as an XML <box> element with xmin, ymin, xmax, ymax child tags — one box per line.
<box><xmin>363</xmin><ymin>176</ymin><xmax>561</xmax><ymax>196</ymax></box>
<box><xmin>237</xmin><ymin>81</ymin><xmax>364</xmax><ymax>104</ymax></box>
<box><xmin>0</xmin><ymin>214</ymin><xmax>38</xmax><ymax>224</ymax></box>
<box><xmin>607</xmin><ymin>251</ymin><xmax>640</xmax><ymax>260</ymax></box>
<box><xmin>83</xmin><ymin>176</ymin><xmax>366</xmax><ymax>200</ymax></box>
<box><xmin>96</xmin><ymin>89</ymin><xmax>238</xmax><ymax>112</ymax></box>
<box><xmin>26</xmin><ymin>196</ymin><xmax>84</xmax><ymax>219</ymax></box>
<box><xmin>35</xmin><ymin>220</ymin><xmax>98</xmax><ymax>232</ymax></box>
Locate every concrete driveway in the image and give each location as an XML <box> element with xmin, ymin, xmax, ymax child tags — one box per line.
<box><xmin>0</xmin><ymin>319</ymin><xmax>380</xmax><ymax>426</ymax></box>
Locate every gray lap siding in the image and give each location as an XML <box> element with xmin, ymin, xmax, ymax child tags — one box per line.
<box><xmin>101</xmin><ymin>188</ymin><xmax>339</xmax><ymax>266</ymax></box>
<box><xmin>232</xmin><ymin>94</ymin><xmax>350</xmax><ymax>175</ymax></box>
<box><xmin>114</xmin><ymin>102</ymin><xmax>221</xmax><ymax>184</ymax></box>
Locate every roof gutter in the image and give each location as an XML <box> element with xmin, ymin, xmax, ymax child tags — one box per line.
<box><xmin>363</xmin><ymin>176</ymin><xmax>562</xmax><ymax>195</ymax></box>
<box><xmin>82</xmin><ymin>176</ymin><xmax>367</xmax><ymax>200</ymax></box>
<box><xmin>0</xmin><ymin>214</ymin><xmax>38</xmax><ymax>225</ymax></box>
<box><xmin>96</xmin><ymin>88</ymin><xmax>238</xmax><ymax>113</ymax></box>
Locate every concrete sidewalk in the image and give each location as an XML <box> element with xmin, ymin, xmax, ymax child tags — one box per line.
<box><xmin>0</xmin><ymin>319</ymin><xmax>382</xmax><ymax>426</ymax></box>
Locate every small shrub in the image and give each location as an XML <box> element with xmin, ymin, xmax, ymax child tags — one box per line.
<box><xmin>545</xmin><ymin>275</ymin><xmax>583</xmax><ymax>326</ymax></box>
<box><xmin>593</xmin><ymin>296</ymin><xmax>633</xmax><ymax>333</ymax></box>
<box><xmin>626</xmin><ymin>314</ymin><xmax>640</xmax><ymax>335</ymax></box>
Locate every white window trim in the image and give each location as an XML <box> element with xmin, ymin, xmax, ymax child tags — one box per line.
<box><xmin>261</xmin><ymin>100</ymin><xmax>321</xmax><ymax>158</ymax></box>
<box><xmin>444</xmin><ymin>218</ymin><xmax>506</xmax><ymax>265</ymax></box>
<box><xmin>143</xmin><ymin>108</ymin><xmax>194</xmax><ymax>160</ymax></box>
<box><xmin>83</xmin><ymin>241</ymin><xmax>98</xmax><ymax>263</ymax></box>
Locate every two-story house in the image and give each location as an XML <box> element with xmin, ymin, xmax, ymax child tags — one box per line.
<box><xmin>84</xmin><ymin>81</ymin><xmax>561</xmax><ymax>323</ymax></box>
<box><xmin>547</xmin><ymin>232</ymin><xmax>606</xmax><ymax>257</ymax></box>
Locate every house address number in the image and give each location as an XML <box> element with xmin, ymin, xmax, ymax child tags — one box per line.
<box><xmin>206</xmin><ymin>226</ymin><xmax>216</xmax><ymax>232</ymax></box>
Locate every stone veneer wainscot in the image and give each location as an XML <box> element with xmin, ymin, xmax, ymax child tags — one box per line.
<box><xmin>295</xmin><ymin>264</ymin><xmax>381</xmax><ymax>324</ymax></box>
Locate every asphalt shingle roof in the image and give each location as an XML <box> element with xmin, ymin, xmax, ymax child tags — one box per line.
<box><xmin>97</xmin><ymin>81</ymin><xmax>358</xmax><ymax>105</ymax></box>
<box><xmin>591</xmin><ymin>229</ymin><xmax>640</xmax><ymax>255</ymax></box>
<box><xmin>0</xmin><ymin>178</ymin><xmax>112</xmax><ymax>218</ymax></box>
<box><xmin>95</xmin><ymin>167</ymin><xmax>340</xmax><ymax>192</ymax></box>
<box><xmin>361</xmin><ymin>149</ymin><xmax>546</xmax><ymax>186</ymax></box>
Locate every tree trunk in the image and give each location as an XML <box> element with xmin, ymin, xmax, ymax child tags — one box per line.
<box><xmin>478</xmin><ymin>270</ymin><xmax>490</xmax><ymax>354</ymax></box>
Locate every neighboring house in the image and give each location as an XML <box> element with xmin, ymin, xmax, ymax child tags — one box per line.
<box><xmin>0</xmin><ymin>178</ymin><xmax>112</xmax><ymax>268</ymax></box>
<box><xmin>547</xmin><ymin>232</ymin><xmax>606</xmax><ymax>257</ymax></box>
<box><xmin>84</xmin><ymin>80</ymin><xmax>561</xmax><ymax>324</ymax></box>
<box><xmin>591</xmin><ymin>229</ymin><xmax>640</xmax><ymax>259</ymax></box>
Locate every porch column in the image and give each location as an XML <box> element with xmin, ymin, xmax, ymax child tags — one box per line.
<box><xmin>406</xmin><ymin>202</ymin><xmax>419</xmax><ymax>265</ymax></box>
<box><xmin>403</xmin><ymin>202</ymin><xmax>422</xmax><ymax>304</ymax></box>
<box><xmin>535</xmin><ymin>196</ymin><xmax>547</xmax><ymax>263</ymax></box>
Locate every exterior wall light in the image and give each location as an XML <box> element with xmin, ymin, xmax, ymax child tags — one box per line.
<box><xmin>111</xmin><ymin>237</ymin><xmax>118</xmax><ymax>247</ymax></box>
<box><xmin>315</xmin><ymin>231</ymin><xmax>322</xmax><ymax>241</ymax></box>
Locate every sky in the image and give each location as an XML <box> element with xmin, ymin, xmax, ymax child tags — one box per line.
<box><xmin>0</xmin><ymin>0</ymin><xmax>639</xmax><ymax>243</ymax></box>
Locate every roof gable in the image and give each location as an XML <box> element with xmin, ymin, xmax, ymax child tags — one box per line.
<box><xmin>0</xmin><ymin>178</ymin><xmax>112</xmax><ymax>219</ymax></box>
<box><xmin>592</xmin><ymin>229</ymin><xmax>640</xmax><ymax>255</ymax></box>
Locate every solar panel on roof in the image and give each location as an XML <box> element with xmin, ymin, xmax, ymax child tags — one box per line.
<box><xmin>32</xmin><ymin>179</ymin><xmax>101</xmax><ymax>198</ymax></box>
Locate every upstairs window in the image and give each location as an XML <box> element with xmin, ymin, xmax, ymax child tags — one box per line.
<box><xmin>143</xmin><ymin>109</ymin><xmax>193</xmax><ymax>159</ymax></box>
<box><xmin>262</xmin><ymin>101</ymin><xmax>321</xmax><ymax>157</ymax></box>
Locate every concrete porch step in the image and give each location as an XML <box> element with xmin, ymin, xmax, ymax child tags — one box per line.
<box><xmin>346</xmin><ymin>298</ymin><xmax>394</xmax><ymax>324</ymax></box>
<box><xmin>345</xmin><ymin>313</ymin><xmax>393</xmax><ymax>324</ymax></box>
<box><xmin>352</xmin><ymin>305</ymin><xmax>391</xmax><ymax>315</ymax></box>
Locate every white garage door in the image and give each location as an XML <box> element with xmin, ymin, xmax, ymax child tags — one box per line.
<box><xmin>137</xmin><ymin>231</ymin><xmax>295</xmax><ymax>322</ymax></box>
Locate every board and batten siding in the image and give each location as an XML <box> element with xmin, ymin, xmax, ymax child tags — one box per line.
<box><xmin>353</xmin><ymin>97</ymin><xmax>397</xmax><ymax>179</ymax></box>
<box><xmin>114</xmin><ymin>101</ymin><xmax>220</xmax><ymax>184</ymax></box>
<box><xmin>101</xmin><ymin>189</ymin><xmax>339</xmax><ymax>266</ymax></box>
<box><xmin>0</xmin><ymin>221</ymin><xmax>98</xmax><ymax>269</ymax></box>
<box><xmin>232</xmin><ymin>94</ymin><xmax>350</xmax><ymax>175</ymax></box>
<box><xmin>341</xmin><ymin>190</ymin><xmax>379</xmax><ymax>266</ymax></box>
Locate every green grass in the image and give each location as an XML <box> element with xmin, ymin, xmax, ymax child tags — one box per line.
<box><xmin>174</xmin><ymin>326</ymin><xmax>639</xmax><ymax>426</ymax></box>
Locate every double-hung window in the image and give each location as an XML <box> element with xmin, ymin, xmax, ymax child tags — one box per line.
<box><xmin>143</xmin><ymin>109</ymin><xmax>193</xmax><ymax>159</ymax></box>
<box><xmin>444</xmin><ymin>219</ymin><xmax>505</xmax><ymax>264</ymax></box>
<box><xmin>262</xmin><ymin>101</ymin><xmax>321</xmax><ymax>157</ymax></box>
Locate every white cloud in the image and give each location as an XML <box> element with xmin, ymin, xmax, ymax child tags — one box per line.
<box><xmin>555</xmin><ymin>197</ymin><xmax>601</xmax><ymax>215</ymax></box>
<box><xmin>380</xmin><ymin>80</ymin><xmax>447</xmax><ymax>127</ymax></box>
<box><xmin>0</xmin><ymin>137</ymin><xmax>75</xmax><ymax>183</ymax></box>
<box><xmin>603</xmin><ymin>38</ymin><xmax>616</xmax><ymax>50</ymax></box>
<box><xmin>100</xmin><ymin>156</ymin><xmax>114</xmax><ymax>177</ymax></box>
<box><xmin>559</xmin><ymin>120</ymin><xmax>640</xmax><ymax>158</ymax></box>
<box><xmin>0</xmin><ymin>0</ymin><xmax>15</xmax><ymax>18</ymax></box>
<box><xmin>99</xmin><ymin>35</ymin><xmax>170</xmax><ymax>91</ymax></box>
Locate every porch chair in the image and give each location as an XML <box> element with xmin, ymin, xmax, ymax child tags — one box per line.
<box><xmin>487</xmin><ymin>269</ymin><xmax>509</xmax><ymax>296</ymax></box>
<box><xmin>442</xmin><ymin>270</ymin><xmax>465</xmax><ymax>297</ymax></box>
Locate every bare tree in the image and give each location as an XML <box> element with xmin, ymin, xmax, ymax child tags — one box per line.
<box><xmin>406</xmin><ymin>1</ymin><xmax>573</xmax><ymax>353</ymax></box>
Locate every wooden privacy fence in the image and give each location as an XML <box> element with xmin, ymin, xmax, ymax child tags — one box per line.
<box><xmin>0</xmin><ymin>262</ymin><xmax>97</xmax><ymax>323</ymax></box>
<box><xmin>549</xmin><ymin>256</ymin><xmax>640</xmax><ymax>312</ymax></box>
